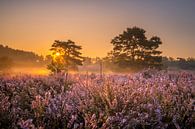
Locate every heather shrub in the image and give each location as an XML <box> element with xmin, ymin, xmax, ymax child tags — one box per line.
<box><xmin>0</xmin><ymin>71</ymin><xmax>194</xmax><ymax>129</ymax></box>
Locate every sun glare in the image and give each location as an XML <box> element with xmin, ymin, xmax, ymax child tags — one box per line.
<box><xmin>56</xmin><ymin>52</ymin><xmax>60</xmax><ymax>56</ymax></box>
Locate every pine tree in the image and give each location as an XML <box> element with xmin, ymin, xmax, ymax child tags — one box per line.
<box><xmin>48</xmin><ymin>40</ymin><xmax>83</xmax><ymax>73</ymax></box>
<box><xmin>109</xmin><ymin>27</ymin><xmax>162</xmax><ymax>70</ymax></box>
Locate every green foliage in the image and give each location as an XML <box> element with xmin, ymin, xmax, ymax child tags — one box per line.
<box><xmin>48</xmin><ymin>40</ymin><xmax>83</xmax><ymax>73</ymax></box>
<box><xmin>109</xmin><ymin>27</ymin><xmax>163</xmax><ymax>70</ymax></box>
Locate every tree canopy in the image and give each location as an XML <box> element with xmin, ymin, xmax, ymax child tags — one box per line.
<box><xmin>48</xmin><ymin>40</ymin><xmax>83</xmax><ymax>73</ymax></box>
<box><xmin>108</xmin><ymin>27</ymin><xmax>162</xmax><ymax>70</ymax></box>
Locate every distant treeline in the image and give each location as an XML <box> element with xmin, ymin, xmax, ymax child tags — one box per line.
<box><xmin>82</xmin><ymin>56</ymin><xmax>195</xmax><ymax>72</ymax></box>
<box><xmin>0</xmin><ymin>44</ymin><xmax>195</xmax><ymax>73</ymax></box>
<box><xmin>162</xmin><ymin>57</ymin><xmax>195</xmax><ymax>70</ymax></box>
<box><xmin>0</xmin><ymin>44</ymin><xmax>46</xmax><ymax>70</ymax></box>
<box><xmin>0</xmin><ymin>44</ymin><xmax>43</xmax><ymax>62</ymax></box>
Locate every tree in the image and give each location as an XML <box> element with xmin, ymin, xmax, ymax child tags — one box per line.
<box><xmin>108</xmin><ymin>27</ymin><xmax>162</xmax><ymax>70</ymax></box>
<box><xmin>47</xmin><ymin>40</ymin><xmax>83</xmax><ymax>73</ymax></box>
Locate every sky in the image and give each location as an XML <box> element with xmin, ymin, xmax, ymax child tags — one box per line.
<box><xmin>0</xmin><ymin>0</ymin><xmax>195</xmax><ymax>58</ymax></box>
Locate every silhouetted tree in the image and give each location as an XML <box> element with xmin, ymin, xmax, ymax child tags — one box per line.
<box><xmin>47</xmin><ymin>40</ymin><xmax>83</xmax><ymax>73</ymax></box>
<box><xmin>109</xmin><ymin>27</ymin><xmax>162</xmax><ymax>70</ymax></box>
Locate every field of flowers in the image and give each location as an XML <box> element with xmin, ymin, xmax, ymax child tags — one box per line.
<box><xmin>0</xmin><ymin>70</ymin><xmax>194</xmax><ymax>129</ymax></box>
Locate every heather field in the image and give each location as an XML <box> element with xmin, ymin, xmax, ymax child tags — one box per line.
<box><xmin>0</xmin><ymin>70</ymin><xmax>194</xmax><ymax>129</ymax></box>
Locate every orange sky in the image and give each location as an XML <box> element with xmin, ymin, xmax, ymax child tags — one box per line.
<box><xmin>0</xmin><ymin>1</ymin><xmax>195</xmax><ymax>58</ymax></box>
